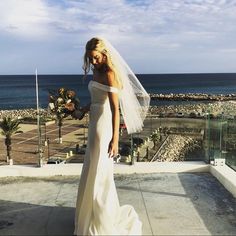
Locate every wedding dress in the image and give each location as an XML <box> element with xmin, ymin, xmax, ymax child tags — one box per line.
<box><xmin>74</xmin><ymin>80</ymin><xmax>142</xmax><ymax>235</ymax></box>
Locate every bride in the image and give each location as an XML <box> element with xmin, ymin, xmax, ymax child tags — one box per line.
<box><xmin>72</xmin><ymin>37</ymin><xmax>150</xmax><ymax>235</ymax></box>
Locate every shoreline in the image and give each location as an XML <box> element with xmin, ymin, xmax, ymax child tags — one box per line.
<box><xmin>150</xmin><ymin>93</ymin><xmax>236</xmax><ymax>101</ymax></box>
<box><xmin>1</xmin><ymin>99</ymin><xmax>236</xmax><ymax>120</ymax></box>
<box><xmin>0</xmin><ymin>108</ymin><xmax>51</xmax><ymax>121</ymax></box>
<box><xmin>150</xmin><ymin>100</ymin><xmax>236</xmax><ymax>119</ymax></box>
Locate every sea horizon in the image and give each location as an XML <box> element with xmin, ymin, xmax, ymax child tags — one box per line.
<box><xmin>1</xmin><ymin>72</ymin><xmax>236</xmax><ymax>76</ymax></box>
<box><xmin>1</xmin><ymin>73</ymin><xmax>236</xmax><ymax>110</ymax></box>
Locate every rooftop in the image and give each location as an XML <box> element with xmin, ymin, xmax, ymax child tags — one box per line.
<box><xmin>0</xmin><ymin>162</ymin><xmax>236</xmax><ymax>235</ymax></box>
<box><xmin>0</xmin><ymin>114</ymin><xmax>236</xmax><ymax>235</ymax></box>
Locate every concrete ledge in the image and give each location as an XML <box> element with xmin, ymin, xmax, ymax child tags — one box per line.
<box><xmin>0</xmin><ymin>164</ymin><xmax>83</xmax><ymax>177</ymax></box>
<box><xmin>114</xmin><ymin>161</ymin><xmax>210</xmax><ymax>174</ymax></box>
<box><xmin>0</xmin><ymin>161</ymin><xmax>209</xmax><ymax>178</ymax></box>
<box><xmin>210</xmin><ymin>165</ymin><xmax>236</xmax><ymax>198</ymax></box>
<box><xmin>1</xmin><ymin>162</ymin><xmax>235</xmax><ymax>198</ymax></box>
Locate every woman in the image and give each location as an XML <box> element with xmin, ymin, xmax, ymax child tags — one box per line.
<box><xmin>72</xmin><ymin>37</ymin><xmax>150</xmax><ymax>235</ymax></box>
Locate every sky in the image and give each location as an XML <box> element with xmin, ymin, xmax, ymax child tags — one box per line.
<box><xmin>0</xmin><ymin>0</ymin><xmax>236</xmax><ymax>75</ymax></box>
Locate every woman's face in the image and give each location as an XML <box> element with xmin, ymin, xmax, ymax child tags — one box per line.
<box><xmin>88</xmin><ymin>50</ymin><xmax>106</xmax><ymax>69</ymax></box>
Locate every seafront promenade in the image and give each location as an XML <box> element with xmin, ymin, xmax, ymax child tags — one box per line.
<box><xmin>1</xmin><ymin>101</ymin><xmax>236</xmax><ymax>166</ymax></box>
<box><xmin>0</xmin><ymin>112</ymin><xmax>206</xmax><ymax>165</ymax></box>
<box><xmin>0</xmin><ymin>118</ymin><xmax>86</xmax><ymax>165</ymax></box>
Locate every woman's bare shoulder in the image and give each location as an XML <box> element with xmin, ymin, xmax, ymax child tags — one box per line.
<box><xmin>105</xmin><ymin>70</ymin><xmax>120</xmax><ymax>89</ymax></box>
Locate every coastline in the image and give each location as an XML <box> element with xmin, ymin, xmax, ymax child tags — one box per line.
<box><xmin>150</xmin><ymin>93</ymin><xmax>236</xmax><ymax>101</ymax></box>
<box><xmin>1</xmin><ymin>99</ymin><xmax>236</xmax><ymax>120</ymax></box>
<box><xmin>150</xmin><ymin>100</ymin><xmax>236</xmax><ymax>119</ymax></box>
<box><xmin>0</xmin><ymin>108</ymin><xmax>52</xmax><ymax>121</ymax></box>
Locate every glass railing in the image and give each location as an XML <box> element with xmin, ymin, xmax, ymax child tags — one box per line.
<box><xmin>130</xmin><ymin>101</ymin><xmax>236</xmax><ymax>171</ymax></box>
<box><xmin>204</xmin><ymin>101</ymin><xmax>236</xmax><ymax>171</ymax></box>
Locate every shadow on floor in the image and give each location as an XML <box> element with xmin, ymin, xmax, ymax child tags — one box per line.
<box><xmin>0</xmin><ymin>200</ymin><xmax>75</xmax><ymax>236</ymax></box>
<box><xmin>178</xmin><ymin>173</ymin><xmax>236</xmax><ymax>235</ymax></box>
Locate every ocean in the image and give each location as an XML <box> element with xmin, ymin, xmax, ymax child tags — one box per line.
<box><xmin>0</xmin><ymin>73</ymin><xmax>236</xmax><ymax>110</ymax></box>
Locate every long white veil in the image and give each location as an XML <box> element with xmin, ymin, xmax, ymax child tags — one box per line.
<box><xmin>102</xmin><ymin>38</ymin><xmax>150</xmax><ymax>134</ymax></box>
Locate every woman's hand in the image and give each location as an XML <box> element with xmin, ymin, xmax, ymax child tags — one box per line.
<box><xmin>64</xmin><ymin>102</ymin><xmax>75</xmax><ymax>112</ymax></box>
<box><xmin>108</xmin><ymin>138</ymin><xmax>119</xmax><ymax>158</ymax></box>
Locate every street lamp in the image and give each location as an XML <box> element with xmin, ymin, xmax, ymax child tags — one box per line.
<box><xmin>44</xmin><ymin>124</ymin><xmax>47</xmax><ymax>146</ymax></box>
<box><xmin>35</xmin><ymin>69</ymin><xmax>43</xmax><ymax>167</ymax></box>
<box><xmin>47</xmin><ymin>138</ymin><xmax>50</xmax><ymax>159</ymax></box>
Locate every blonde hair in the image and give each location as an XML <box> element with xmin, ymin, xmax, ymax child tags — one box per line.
<box><xmin>82</xmin><ymin>37</ymin><xmax>122</xmax><ymax>87</ymax></box>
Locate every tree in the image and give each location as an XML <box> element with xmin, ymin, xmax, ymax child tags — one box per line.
<box><xmin>0</xmin><ymin>117</ymin><xmax>22</xmax><ymax>165</ymax></box>
<box><xmin>150</xmin><ymin>132</ymin><xmax>160</xmax><ymax>149</ymax></box>
<box><xmin>48</xmin><ymin>88</ymin><xmax>80</xmax><ymax>144</ymax></box>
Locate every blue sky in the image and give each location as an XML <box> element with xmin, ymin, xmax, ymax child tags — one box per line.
<box><xmin>0</xmin><ymin>0</ymin><xmax>236</xmax><ymax>74</ymax></box>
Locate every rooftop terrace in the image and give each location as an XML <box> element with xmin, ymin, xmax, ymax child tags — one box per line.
<box><xmin>0</xmin><ymin>163</ymin><xmax>236</xmax><ymax>235</ymax></box>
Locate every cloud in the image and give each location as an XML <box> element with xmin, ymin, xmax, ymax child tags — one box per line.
<box><xmin>219</xmin><ymin>48</ymin><xmax>236</xmax><ymax>53</ymax></box>
<box><xmin>1</xmin><ymin>0</ymin><xmax>235</xmax><ymax>41</ymax></box>
<box><xmin>0</xmin><ymin>0</ymin><xmax>51</xmax><ymax>39</ymax></box>
<box><xmin>0</xmin><ymin>0</ymin><xmax>236</xmax><ymax>73</ymax></box>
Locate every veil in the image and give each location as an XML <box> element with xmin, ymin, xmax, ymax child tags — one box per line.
<box><xmin>101</xmin><ymin>38</ymin><xmax>150</xmax><ymax>134</ymax></box>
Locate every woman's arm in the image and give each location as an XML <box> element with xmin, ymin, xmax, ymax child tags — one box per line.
<box><xmin>109</xmin><ymin>93</ymin><xmax>120</xmax><ymax>142</ymax></box>
<box><xmin>106</xmin><ymin>71</ymin><xmax>120</xmax><ymax>158</ymax></box>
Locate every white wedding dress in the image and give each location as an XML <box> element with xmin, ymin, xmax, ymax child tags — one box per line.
<box><xmin>74</xmin><ymin>80</ymin><xmax>142</xmax><ymax>235</ymax></box>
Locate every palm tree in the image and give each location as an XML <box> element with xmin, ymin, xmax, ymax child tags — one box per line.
<box><xmin>150</xmin><ymin>132</ymin><xmax>160</xmax><ymax>149</ymax></box>
<box><xmin>0</xmin><ymin>117</ymin><xmax>22</xmax><ymax>165</ymax></box>
<box><xmin>48</xmin><ymin>88</ymin><xmax>80</xmax><ymax>144</ymax></box>
<box><xmin>56</xmin><ymin>114</ymin><xmax>63</xmax><ymax>144</ymax></box>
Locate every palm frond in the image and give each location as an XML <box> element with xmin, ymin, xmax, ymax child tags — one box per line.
<box><xmin>0</xmin><ymin>117</ymin><xmax>21</xmax><ymax>136</ymax></box>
